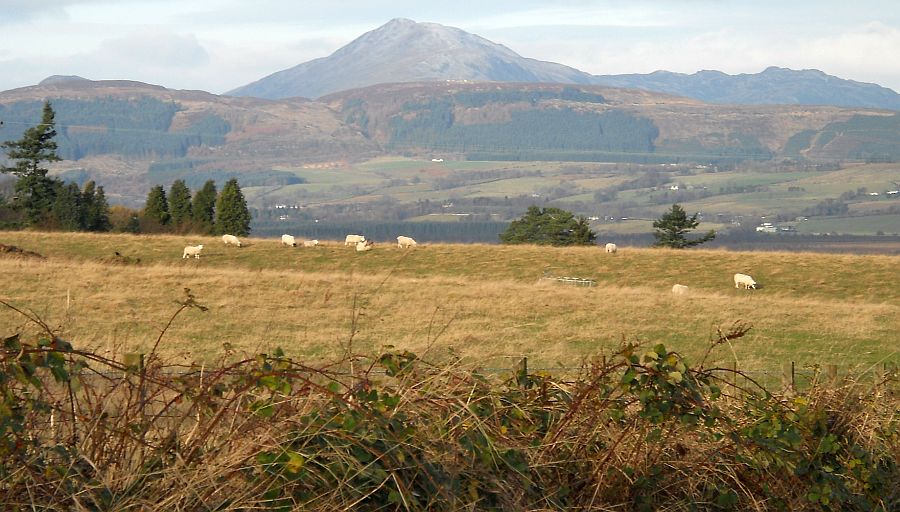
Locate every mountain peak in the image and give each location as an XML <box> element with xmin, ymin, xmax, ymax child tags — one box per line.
<box><xmin>226</xmin><ymin>19</ymin><xmax>592</xmax><ymax>100</ymax></box>
<box><xmin>39</xmin><ymin>75</ymin><xmax>91</xmax><ymax>86</ymax></box>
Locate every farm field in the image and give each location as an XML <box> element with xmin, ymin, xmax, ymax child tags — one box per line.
<box><xmin>1</xmin><ymin>231</ymin><xmax>897</xmax><ymax>373</ymax></box>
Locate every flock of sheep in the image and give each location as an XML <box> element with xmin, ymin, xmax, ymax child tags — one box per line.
<box><xmin>181</xmin><ymin>233</ymin><xmax>418</xmax><ymax>258</ymax></box>
<box><xmin>672</xmin><ymin>273</ymin><xmax>758</xmax><ymax>295</ymax></box>
<box><xmin>182</xmin><ymin>236</ymin><xmax>758</xmax><ymax>292</ymax></box>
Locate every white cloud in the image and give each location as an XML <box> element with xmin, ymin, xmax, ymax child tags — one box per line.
<box><xmin>798</xmin><ymin>22</ymin><xmax>900</xmax><ymax>88</ymax></box>
<box><xmin>97</xmin><ymin>31</ymin><xmax>209</xmax><ymax>69</ymax></box>
<box><xmin>0</xmin><ymin>1</ymin><xmax>899</xmax><ymax>93</ymax></box>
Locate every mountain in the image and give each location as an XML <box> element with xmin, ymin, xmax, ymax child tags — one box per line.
<box><xmin>0</xmin><ymin>78</ymin><xmax>380</xmax><ymax>203</ymax></box>
<box><xmin>323</xmin><ymin>81</ymin><xmax>900</xmax><ymax>164</ymax></box>
<box><xmin>228</xmin><ymin>19</ymin><xmax>900</xmax><ymax>111</ymax></box>
<box><xmin>591</xmin><ymin>67</ymin><xmax>900</xmax><ymax>110</ymax></box>
<box><xmin>3</xmin><ymin>78</ymin><xmax>900</xmax><ymax>207</ymax></box>
<box><xmin>226</xmin><ymin>18</ymin><xmax>593</xmax><ymax>100</ymax></box>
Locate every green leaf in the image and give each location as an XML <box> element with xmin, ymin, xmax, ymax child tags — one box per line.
<box><xmin>249</xmin><ymin>401</ymin><xmax>274</xmax><ymax>418</ymax></box>
<box><xmin>621</xmin><ymin>368</ymin><xmax>638</xmax><ymax>384</ymax></box>
<box><xmin>3</xmin><ymin>334</ymin><xmax>21</xmax><ymax>351</ymax></box>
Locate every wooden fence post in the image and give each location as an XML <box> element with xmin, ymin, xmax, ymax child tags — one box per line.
<box><xmin>781</xmin><ymin>362</ymin><xmax>795</xmax><ymax>394</ymax></box>
<box><xmin>516</xmin><ymin>357</ymin><xmax>529</xmax><ymax>389</ymax></box>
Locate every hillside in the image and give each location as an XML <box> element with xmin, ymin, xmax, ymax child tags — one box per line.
<box><xmin>0</xmin><ymin>78</ymin><xmax>380</xmax><ymax>203</ymax></box>
<box><xmin>3</xmin><ymin>78</ymin><xmax>900</xmax><ymax>223</ymax></box>
<box><xmin>324</xmin><ymin>81</ymin><xmax>900</xmax><ymax>163</ymax></box>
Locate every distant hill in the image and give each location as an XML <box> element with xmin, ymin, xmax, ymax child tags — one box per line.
<box><xmin>3</xmin><ymin>78</ymin><xmax>900</xmax><ymax>206</ymax></box>
<box><xmin>323</xmin><ymin>81</ymin><xmax>900</xmax><ymax>164</ymax></box>
<box><xmin>591</xmin><ymin>67</ymin><xmax>900</xmax><ymax>110</ymax></box>
<box><xmin>0</xmin><ymin>78</ymin><xmax>380</xmax><ymax>202</ymax></box>
<box><xmin>226</xmin><ymin>18</ymin><xmax>593</xmax><ymax>100</ymax></box>
<box><xmin>227</xmin><ymin>19</ymin><xmax>900</xmax><ymax>112</ymax></box>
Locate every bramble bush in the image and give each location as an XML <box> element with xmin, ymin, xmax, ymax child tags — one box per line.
<box><xmin>0</xmin><ymin>295</ymin><xmax>897</xmax><ymax>510</ymax></box>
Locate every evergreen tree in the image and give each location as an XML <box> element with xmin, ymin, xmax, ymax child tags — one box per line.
<box><xmin>168</xmin><ymin>179</ymin><xmax>193</xmax><ymax>228</ymax></box>
<box><xmin>192</xmin><ymin>180</ymin><xmax>217</xmax><ymax>234</ymax></box>
<box><xmin>80</xmin><ymin>180</ymin><xmax>96</xmax><ymax>229</ymax></box>
<box><xmin>143</xmin><ymin>185</ymin><xmax>170</xmax><ymax>228</ymax></box>
<box><xmin>51</xmin><ymin>182</ymin><xmax>83</xmax><ymax>231</ymax></box>
<box><xmin>1</xmin><ymin>101</ymin><xmax>63</xmax><ymax>225</ymax></box>
<box><xmin>214</xmin><ymin>178</ymin><xmax>251</xmax><ymax>236</ymax></box>
<box><xmin>88</xmin><ymin>184</ymin><xmax>112</xmax><ymax>232</ymax></box>
<box><xmin>652</xmin><ymin>203</ymin><xmax>716</xmax><ymax>248</ymax></box>
<box><xmin>500</xmin><ymin>206</ymin><xmax>596</xmax><ymax>246</ymax></box>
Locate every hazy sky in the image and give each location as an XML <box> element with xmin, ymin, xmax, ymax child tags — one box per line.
<box><xmin>2</xmin><ymin>0</ymin><xmax>899</xmax><ymax>94</ymax></box>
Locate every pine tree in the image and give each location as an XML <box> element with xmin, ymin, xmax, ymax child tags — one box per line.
<box><xmin>51</xmin><ymin>182</ymin><xmax>83</xmax><ymax>231</ymax></box>
<box><xmin>500</xmin><ymin>206</ymin><xmax>596</xmax><ymax>246</ymax></box>
<box><xmin>143</xmin><ymin>185</ymin><xmax>170</xmax><ymax>229</ymax></box>
<box><xmin>214</xmin><ymin>178</ymin><xmax>251</xmax><ymax>236</ymax></box>
<box><xmin>192</xmin><ymin>180</ymin><xmax>217</xmax><ymax>234</ymax></box>
<box><xmin>88</xmin><ymin>184</ymin><xmax>112</xmax><ymax>232</ymax></box>
<box><xmin>652</xmin><ymin>204</ymin><xmax>716</xmax><ymax>248</ymax></box>
<box><xmin>80</xmin><ymin>180</ymin><xmax>96</xmax><ymax>229</ymax></box>
<box><xmin>1</xmin><ymin>101</ymin><xmax>63</xmax><ymax>226</ymax></box>
<box><xmin>168</xmin><ymin>179</ymin><xmax>193</xmax><ymax>228</ymax></box>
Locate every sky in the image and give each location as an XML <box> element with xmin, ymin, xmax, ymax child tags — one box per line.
<box><xmin>1</xmin><ymin>0</ymin><xmax>899</xmax><ymax>94</ymax></box>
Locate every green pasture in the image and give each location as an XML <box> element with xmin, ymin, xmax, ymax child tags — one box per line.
<box><xmin>1</xmin><ymin>231</ymin><xmax>897</xmax><ymax>371</ymax></box>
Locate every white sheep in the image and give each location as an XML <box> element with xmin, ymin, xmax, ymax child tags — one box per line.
<box><xmin>222</xmin><ymin>234</ymin><xmax>242</xmax><ymax>247</ymax></box>
<box><xmin>605</xmin><ymin>243</ymin><xmax>617</xmax><ymax>254</ymax></box>
<box><xmin>281</xmin><ymin>234</ymin><xmax>296</xmax><ymax>247</ymax></box>
<box><xmin>182</xmin><ymin>244</ymin><xmax>204</xmax><ymax>259</ymax></box>
<box><xmin>302</xmin><ymin>239</ymin><xmax>319</xmax><ymax>247</ymax></box>
<box><xmin>397</xmin><ymin>235</ymin><xmax>417</xmax><ymax>248</ymax></box>
<box><xmin>672</xmin><ymin>284</ymin><xmax>689</xmax><ymax>295</ymax></box>
<box><xmin>345</xmin><ymin>234</ymin><xmax>366</xmax><ymax>246</ymax></box>
<box><xmin>356</xmin><ymin>240</ymin><xmax>374</xmax><ymax>252</ymax></box>
<box><xmin>734</xmin><ymin>273</ymin><xmax>758</xmax><ymax>289</ymax></box>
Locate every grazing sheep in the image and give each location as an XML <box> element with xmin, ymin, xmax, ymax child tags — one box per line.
<box><xmin>302</xmin><ymin>239</ymin><xmax>319</xmax><ymax>247</ymax></box>
<box><xmin>356</xmin><ymin>240</ymin><xmax>374</xmax><ymax>252</ymax></box>
<box><xmin>605</xmin><ymin>243</ymin><xmax>617</xmax><ymax>254</ymax></box>
<box><xmin>281</xmin><ymin>234</ymin><xmax>296</xmax><ymax>247</ymax></box>
<box><xmin>397</xmin><ymin>235</ymin><xmax>417</xmax><ymax>248</ymax></box>
<box><xmin>672</xmin><ymin>284</ymin><xmax>689</xmax><ymax>295</ymax></box>
<box><xmin>345</xmin><ymin>234</ymin><xmax>366</xmax><ymax>246</ymax></box>
<box><xmin>734</xmin><ymin>273</ymin><xmax>758</xmax><ymax>290</ymax></box>
<box><xmin>182</xmin><ymin>244</ymin><xmax>204</xmax><ymax>259</ymax></box>
<box><xmin>222</xmin><ymin>234</ymin><xmax>242</xmax><ymax>247</ymax></box>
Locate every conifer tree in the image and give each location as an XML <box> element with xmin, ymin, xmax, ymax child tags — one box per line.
<box><xmin>80</xmin><ymin>180</ymin><xmax>96</xmax><ymax>229</ymax></box>
<box><xmin>191</xmin><ymin>179</ymin><xmax>217</xmax><ymax>234</ymax></box>
<box><xmin>168</xmin><ymin>179</ymin><xmax>193</xmax><ymax>228</ymax></box>
<box><xmin>88</xmin><ymin>184</ymin><xmax>112</xmax><ymax>232</ymax></box>
<box><xmin>652</xmin><ymin>204</ymin><xmax>716</xmax><ymax>248</ymax></box>
<box><xmin>214</xmin><ymin>178</ymin><xmax>251</xmax><ymax>236</ymax></box>
<box><xmin>143</xmin><ymin>185</ymin><xmax>170</xmax><ymax>228</ymax></box>
<box><xmin>500</xmin><ymin>206</ymin><xmax>596</xmax><ymax>246</ymax></box>
<box><xmin>1</xmin><ymin>101</ymin><xmax>62</xmax><ymax>225</ymax></box>
<box><xmin>51</xmin><ymin>182</ymin><xmax>83</xmax><ymax>231</ymax></box>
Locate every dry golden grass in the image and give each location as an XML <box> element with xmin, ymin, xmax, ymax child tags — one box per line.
<box><xmin>2</xmin><ymin>229</ymin><xmax>897</xmax><ymax>371</ymax></box>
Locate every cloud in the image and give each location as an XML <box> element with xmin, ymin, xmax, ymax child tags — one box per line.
<box><xmin>97</xmin><ymin>31</ymin><xmax>209</xmax><ymax>69</ymax></box>
<box><xmin>798</xmin><ymin>22</ymin><xmax>900</xmax><ymax>89</ymax></box>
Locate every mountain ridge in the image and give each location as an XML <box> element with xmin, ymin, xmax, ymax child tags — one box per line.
<box><xmin>226</xmin><ymin>18</ymin><xmax>900</xmax><ymax>111</ymax></box>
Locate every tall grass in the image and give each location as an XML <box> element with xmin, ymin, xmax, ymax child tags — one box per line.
<box><xmin>1</xmin><ymin>231</ymin><xmax>897</xmax><ymax>370</ymax></box>
<box><xmin>1</xmin><ymin>296</ymin><xmax>897</xmax><ymax>510</ymax></box>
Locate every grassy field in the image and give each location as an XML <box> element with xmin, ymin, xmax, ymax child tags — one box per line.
<box><xmin>245</xmin><ymin>158</ymin><xmax>900</xmax><ymax>236</ymax></box>
<box><xmin>1</xmin><ymin>231</ymin><xmax>897</xmax><ymax>373</ymax></box>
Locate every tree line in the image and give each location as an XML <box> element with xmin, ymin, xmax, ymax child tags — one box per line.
<box><xmin>139</xmin><ymin>177</ymin><xmax>251</xmax><ymax>236</ymax></box>
<box><xmin>1</xmin><ymin>101</ymin><xmax>251</xmax><ymax>236</ymax></box>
